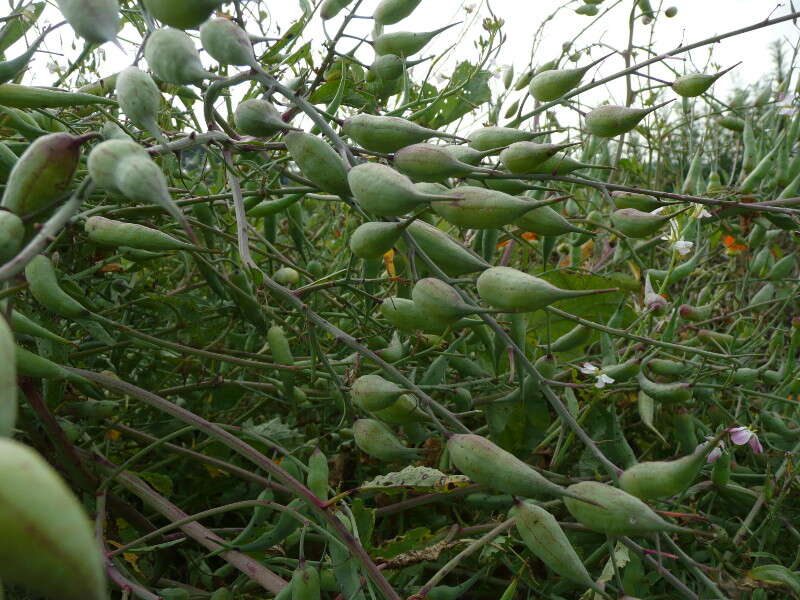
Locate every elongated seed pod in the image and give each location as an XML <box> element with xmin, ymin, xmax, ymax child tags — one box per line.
<box><xmin>116</xmin><ymin>66</ymin><xmax>163</xmax><ymax>141</ymax></box>
<box><xmin>56</xmin><ymin>0</ymin><xmax>120</xmax><ymax>45</ymax></box>
<box><xmin>528</xmin><ymin>153</ymin><xmax>612</xmax><ymax>175</ymax></box>
<box><xmin>9</xmin><ymin>310</ymin><xmax>71</xmax><ymax>345</ymax></box>
<box><xmin>321</xmin><ymin>0</ymin><xmax>356</xmax><ymax>19</ymax></box>
<box><xmin>235</xmin><ymin>99</ymin><xmax>295</xmax><ymax>137</ymax></box>
<box><xmin>348</xmin><ymin>162</ymin><xmax>452</xmax><ymax>217</ymax></box>
<box><xmin>610</xmin><ymin>190</ymin><xmax>664</xmax><ymax>211</ymax></box>
<box><xmin>349</xmin><ymin>221</ymin><xmax>408</xmax><ymax>259</ymax></box>
<box><xmin>468</xmin><ymin>126</ymin><xmax>539</xmax><ymax>151</ymax></box>
<box><xmin>610</xmin><ymin>207</ymin><xmax>682</xmax><ymax>238</ymax></box>
<box><xmin>515</xmin><ymin>204</ymin><xmax>591</xmax><ymax>236</ymax></box>
<box><xmin>403</xmin><ymin>220</ymin><xmax>490</xmax><ymax>276</ymax></box>
<box><xmin>373</xmin><ymin>23</ymin><xmax>457</xmax><ymax>57</ymax></box>
<box><xmin>200</xmin><ymin>18</ymin><xmax>256</xmax><ymax>67</ymax></box>
<box><xmin>585</xmin><ymin>101</ymin><xmax>671</xmax><ymax>138</ymax></box>
<box><xmin>619</xmin><ymin>432</ymin><xmax>724</xmax><ymax>499</ymax></box>
<box><xmin>394</xmin><ymin>143</ymin><xmax>493</xmax><ymax>181</ymax></box>
<box><xmin>145</xmin><ymin>28</ymin><xmax>217</xmax><ymax>85</ymax></box>
<box><xmin>0</xmin><ymin>316</ymin><xmax>16</xmax><ymax>437</ymax></box>
<box><xmin>0</xmin><ymin>438</ymin><xmax>106</xmax><ymax>600</ymax></box>
<box><xmin>448</xmin><ymin>434</ymin><xmax>590</xmax><ymax>502</ymax></box>
<box><xmin>0</xmin><ymin>84</ymin><xmax>117</xmax><ymax>109</ymax></box>
<box><xmin>500</xmin><ymin>141</ymin><xmax>579</xmax><ymax>173</ymax></box>
<box><xmin>307</xmin><ymin>448</ymin><xmax>329</xmax><ymax>500</ymax></box>
<box><xmin>432</xmin><ymin>186</ymin><xmax>541</xmax><ymax>229</ymax></box>
<box><xmin>637</xmin><ymin>370</ymin><xmax>692</xmax><ymax>404</ymax></box>
<box><xmin>342</xmin><ymin>114</ymin><xmax>464</xmax><ymax>153</ymax></box>
<box><xmin>268</xmin><ymin>325</ymin><xmax>295</xmax><ymax>399</ymax></box>
<box><xmin>25</xmin><ymin>255</ymin><xmax>88</xmax><ymax>318</ymax></box>
<box><xmin>353</xmin><ymin>418</ymin><xmax>422</xmax><ymax>461</ymax></box>
<box><xmin>374</xmin><ymin>0</ymin><xmax>423</xmax><ymax>24</ymax></box>
<box><xmin>672</xmin><ymin>64</ymin><xmax>738</xmax><ymax>98</ymax></box>
<box><xmin>477</xmin><ymin>266</ymin><xmax>616</xmax><ymax>312</ymax></box>
<box><xmin>284</xmin><ymin>131</ymin><xmax>350</xmax><ymax>196</ymax></box>
<box><xmin>529</xmin><ymin>58</ymin><xmax>606</xmax><ymax>101</ymax></box>
<box><xmin>85</xmin><ymin>216</ymin><xmax>197</xmax><ymax>252</ymax></box>
<box><xmin>563</xmin><ymin>481</ymin><xmax>695</xmax><ymax>536</ymax></box>
<box><xmin>0</xmin><ymin>211</ymin><xmax>23</xmax><ymax>262</ymax></box>
<box><xmin>143</xmin><ymin>0</ymin><xmax>224</xmax><ymax>29</ymax></box>
<box><xmin>380</xmin><ymin>297</ymin><xmax>447</xmax><ymax>334</ymax></box>
<box><xmin>548</xmin><ymin>323</ymin><xmax>591</xmax><ymax>352</ymax></box>
<box><xmin>292</xmin><ymin>562</ymin><xmax>321</xmax><ymax>600</ymax></box>
<box><xmin>511</xmin><ymin>500</ymin><xmax>601</xmax><ymax>592</ymax></box>
<box><xmin>1</xmin><ymin>133</ymin><xmax>90</xmax><ymax>218</ymax></box>
<box><xmin>411</xmin><ymin>277</ymin><xmax>493</xmax><ymax>321</ymax></box>
<box><xmin>351</xmin><ymin>374</ymin><xmax>407</xmax><ymax>411</ymax></box>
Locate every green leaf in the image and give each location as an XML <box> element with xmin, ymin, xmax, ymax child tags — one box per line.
<box><xmin>0</xmin><ymin>3</ymin><xmax>45</xmax><ymax>54</ymax></box>
<box><xmin>372</xmin><ymin>527</ymin><xmax>433</xmax><ymax>559</ymax></box>
<box><xmin>747</xmin><ymin>565</ymin><xmax>800</xmax><ymax>596</ymax></box>
<box><xmin>136</xmin><ymin>471</ymin><xmax>174</xmax><ymax>497</ymax></box>
<box><xmin>420</xmin><ymin>61</ymin><xmax>491</xmax><ymax>130</ymax></box>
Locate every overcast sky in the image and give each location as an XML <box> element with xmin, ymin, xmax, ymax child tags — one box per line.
<box><xmin>9</xmin><ymin>1</ymin><xmax>800</xmax><ymax>123</ymax></box>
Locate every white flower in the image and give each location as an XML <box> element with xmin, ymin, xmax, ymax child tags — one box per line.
<box><xmin>673</xmin><ymin>240</ymin><xmax>694</xmax><ymax>256</ymax></box>
<box><xmin>595</xmin><ymin>373</ymin><xmax>615</xmax><ymax>388</ymax></box>
<box><xmin>692</xmin><ymin>204</ymin><xmax>712</xmax><ymax>219</ymax></box>
<box><xmin>47</xmin><ymin>61</ymin><xmax>59</xmax><ymax>74</ymax></box>
<box><xmin>579</xmin><ymin>363</ymin><xmax>615</xmax><ymax>388</ymax></box>
<box><xmin>778</xmin><ymin>94</ymin><xmax>797</xmax><ymax>116</ymax></box>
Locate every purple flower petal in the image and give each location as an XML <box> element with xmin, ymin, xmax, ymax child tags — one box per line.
<box><xmin>729</xmin><ymin>427</ymin><xmax>752</xmax><ymax>446</ymax></box>
<box><xmin>749</xmin><ymin>435</ymin><xmax>764</xmax><ymax>454</ymax></box>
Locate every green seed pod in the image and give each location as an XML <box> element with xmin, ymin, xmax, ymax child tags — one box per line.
<box><xmin>233</xmin><ymin>497</ymin><xmax>303</xmax><ymax>552</ymax></box>
<box><xmin>367</xmin><ymin>54</ymin><xmax>427</xmax><ymax>81</ymax></box>
<box><xmin>353</xmin><ymin>418</ymin><xmax>422</xmax><ymax>461</ymax></box>
<box><xmin>142</xmin><ymin>0</ymin><xmax>223</xmax><ymax>29</ymax></box>
<box><xmin>9</xmin><ymin>311</ymin><xmax>70</xmax><ymax>345</ymax></box>
<box><xmin>476</xmin><ymin>266</ymin><xmax>616</xmax><ymax>312</ymax></box>
<box><xmin>116</xmin><ymin>66</ymin><xmax>163</xmax><ymax>141</ymax></box>
<box><xmin>235</xmin><ymin>99</ymin><xmax>296</xmax><ymax>137</ymax></box>
<box><xmin>432</xmin><ymin>186</ymin><xmax>544</xmax><ymax>229</ymax></box>
<box><xmin>637</xmin><ymin>370</ymin><xmax>692</xmax><ymax>404</ymax></box>
<box><xmin>348</xmin><ymin>162</ymin><xmax>452</xmax><ymax>217</ymax></box>
<box><xmin>620</xmin><ymin>432</ymin><xmax>724</xmax><ymax>499</ymax></box>
<box><xmin>101</xmin><ymin>122</ymin><xmax>131</xmax><ymax>141</ymax></box>
<box><xmin>717</xmin><ymin>115</ymin><xmax>745</xmax><ymax>132</ymax></box>
<box><xmin>515</xmin><ymin>204</ymin><xmax>592</xmax><ymax>236</ymax></box>
<box><xmin>292</xmin><ymin>562</ymin><xmax>321</xmax><ymax>600</ymax></box>
<box><xmin>0</xmin><ymin>316</ymin><xmax>15</xmax><ymax>437</ymax></box>
<box><xmin>548</xmin><ymin>324</ymin><xmax>591</xmax><ymax>352</ymax></box>
<box><xmin>159</xmin><ymin>588</ymin><xmax>190</xmax><ymax>600</ymax></box>
<box><xmin>0</xmin><ymin>438</ymin><xmax>106</xmax><ymax>600</ymax></box>
<box><xmin>351</xmin><ymin>374</ymin><xmax>407</xmax><ymax>412</ymax></box>
<box><xmin>0</xmin><ymin>210</ymin><xmax>23</xmax><ymax>262</ymax></box>
<box><xmin>665</xmin><ymin>6</ymin><xmax>677</xmax><ymax>17</ymax></box>
<box><xmin>274</xmin><ymin>267</ymin><xmax>300</xmax><ymax>287</ymax></box>
<box><xmin>678</xmin><ymin>303</ymin><xmax>713</xmax><ymax>321</ymax></box>
<box><xmin>25</xmin><ymin>255</ymin><xmax>87</xmax><ymax>318</ymax></box>
<box><xmin>711</xmin><ymin>451</ymin><xmax>730</xmax><ymax>488</ymax></box>
<box><xmin>412</xmin><ymin>277</ymin><xmax>494</xmax><ymax>322</ymax></box>
<box><xmin>87</xmin><ymin>140</ymin><xmax>191</xmax><ymax>235</ymax></box>
<box><xmin>285</xmin><ymin>131</ymin><xmax>349</xmax><ymax>195</ymax></box>
<box><xmin>268</xmin><ymin>325</ymin><xmax>295</xmax><ymax>398</ymax></box>
<box><xmin>448</xmin><ymin>433</ymin><xmax>589</xmax><ymax>502</ymax></box>
<box><xmin>442</xmin><ymin>145</ymin><xmax>500</xmax><ymax>166</ymax></box>
<box><xmin>610</xmin><ymin>207</ymin><xmax>683</xmax><ymax>238</ymax></box>
<box><xmin>610</xmin><ymin>190</ymin><xmax>664</xmax><ymax>211</ymax></box>
<box><xmin>585</xmin><ymin>101</ymin><xmax>671</xmax><ymax>138</ymax></box>
<box><xmin>209</xmin><ymin>589</ymin><xmax>233</xmax><ymax>600</ymax></box>
<box><xmin>56</xmin><ymin>0</ymin><xmax>120</xmax><ymax>45</ymax></box>
<box><xmin>528</xmin><ymin>153</ymin><xmax>612</xmax><ymax>175</ymax></box>
<box><xmin>403</xmin><ymin>220</ymin><xmax>490</xmax><ymax>276</ymax></box>
<box><xmin>15</xmin><ymin>345</ymin><xmax>74</xmax><ymax>380</ymax></box>
<box><xmin>373</xmin><ymin>23</ymin><xmax>457</xmax><ymax>57</ymax></box>
<box><xmin>307</xmin><ymin>447</ymin><xmax>329</xmax><ymax>500</ymax></box>
<box><xmin>371</xmin><ymin>392</ymin><xmax>429</xmax><ymax>424</ymax></box>
<box><xmin>374</xmin><ymin>0</ymin><xmax>422</xmax><ymax>25</ymax></box>
<box><xmin>529</xmin><ymin>54</ymin><xmax>610</xmax><ymax>101</ymax></box>
<box><xmin>575</xmin><ymin>4</ymin><xmax>599</xmax><ymax>15</ymax></box>
<box><xmin>0</xmin><ymin>84</ymin><xmax>117</xmax><ymax>109</ymax></box>
<box><xmin>696</xmin><ymin>329</ymin><xmax>734</xmax><ymax>347</ymax></box>
<box><xmin>499</xmin><ymin>141</ymin><xmax>579</xmax><ymax>173</ymax></box>
<box><xmin>602</xmin><ymin>357</ymin><xmax>641</xmax><ymax>382</ymax></box>
<box><xmin>145</xmin><ymin>27</ymin><xmax>217</xmax><ymax>85</ymax></box>
<box><xmin>349</xmin><ymin>220</ymin><xmax>412</xmax><ymax>259</ymax></box>
<box><xmin>0</xmin><ymin>133</ymin><xmax>89</xmax><ymax>218</ymax></box>
<box><xmin>468</xmin><ymin>127</ymin><xmax>540</xmax><ymax>151</ymax></box>
<box><xmin>85</xmin><ymin>216</ymin><xmax>196</xmax><ymax>252</ymax></box>
<box><xmin>379</xmin><ymin>296</ymin><xmax>448</xmax><ymax>333</ymax></box>
<box><xmin>394</xmin><ymin>143</ymin><xmax>494</xmax><ymax>180</ymax></box>
<box><xmin>200</xmin><ymin>18</ymin><xmax>256</xmax><ymax>67</ymax></box>
<box><xmin>648</xmin><ymin>358</ymin><xmax>690</xmax><ymax>378</ymax></box>
<box><xmin>732</xmin><ymin>367</ymin><xmax>760</xmax><ymax>385</ymax></box>
<box><xmin>511</xmin><ymin>500</ymin><xmax>602</xmax><ymax>592</ymax></box>
<box><xmin>321</xmin><ymin>0</ymin><xmax>356</xmax><ymax>19</ymax></box>
<box><xmin>672</xmin><ymin>64</ymin><xmax>738</xmax><ymax>98</ymax></box>
<box><xmin>342</xmin><ymin>114</ymin><xmax>463</xmax><ymax>153</ymax></box>
<box><xmin>564</xmin><ymin>481</ymin><xmax>694</xmax><ymax>536</ymax></box>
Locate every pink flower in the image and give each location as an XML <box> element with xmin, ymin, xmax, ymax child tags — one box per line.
<box><xmin>695</xmin><ymin>438</ymin><xmax>725</xmax><ymax>463</ymax></box>
<box><xmin>727</xmin><ymin>426</ymin><xmax>763</xmax><ymax>454</ymax></box>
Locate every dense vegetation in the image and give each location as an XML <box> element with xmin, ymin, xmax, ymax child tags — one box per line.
<box><xmin>1</xmin><ymin>1</ymin><xmax>799</xmax><ymax>599</ymax></box>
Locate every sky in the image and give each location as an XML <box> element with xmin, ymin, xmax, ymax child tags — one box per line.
<box><xmin>6</xmin><ymin>0</ymin><xmax>800</xmax><ymax>126</ymax></box>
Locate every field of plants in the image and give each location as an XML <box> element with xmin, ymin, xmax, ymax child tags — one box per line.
<box><xmin>0</xmin><ymin>0</ymin><xmax>799</xmax><ymax>598</ymax></box>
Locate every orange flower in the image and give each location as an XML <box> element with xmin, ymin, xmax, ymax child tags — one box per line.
<box><xmin>723</xmin><ymin>235</ymin><xmax>747</xmax><ymax>256</ymax></box>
